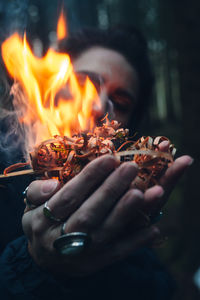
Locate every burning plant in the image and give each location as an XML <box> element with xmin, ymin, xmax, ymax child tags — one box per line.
<box><xmin>0</xmin><ymin>12</ymin><xmax>176</xmax><ymax>191</ymax></box>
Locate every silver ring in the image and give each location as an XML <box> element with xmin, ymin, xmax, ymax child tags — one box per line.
<box><xmin>43</xmin><ymin>201</ymin><xmax>62</xmax><ymax>222</ymax></box>
<box><xmin>53</xmin><ymin>232</ymin><xmax>90</xmax><ymax>256</ymax></box>
<box><xmin>23</xmin><ymin>186</ymin><xmax>37</xmax><ymax>209</ymax></box>
<box><xmin>61</xmin><ymin>221</ymin><xmax>67</xmax><ymax>235</ymax></box>
<box><xmin>23</xmin><ymin>186</ymin><xmax>29</xmax><ymax>197</ymax></box>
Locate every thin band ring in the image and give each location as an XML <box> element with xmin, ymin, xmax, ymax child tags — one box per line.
<box><xmin>43</xmin><ymin>201</ymin><xmax>62</xmax><ymax>222</ymax></box>
<box><xmin>23</xmin><ymin>186</ymin><xmax>37</xmax><ymax>210</ymax></box>
<box><xmin>61</xmin><ymin>221</ymin><xmax>67</xmax><ymax>235</ymax></box>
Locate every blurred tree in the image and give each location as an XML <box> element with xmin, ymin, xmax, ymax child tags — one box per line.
<box><xmin>65</xmin><ymin>0</ymin><xmax>100</xmax><ymax>30</ymax></box>
<box><xmin>157</xmin><ymin>1</ymin><xmax>200</xmax><ymax>299</ymax></box>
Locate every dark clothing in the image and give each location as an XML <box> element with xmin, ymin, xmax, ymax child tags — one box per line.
<box><xmin>0</xmin><ymin>176</ymin><xmax>33</xmax><ymax>253</ymax></box>
<box><xmin>0</xmin><ymin>149</ymin><xmax>175</xmax><ymax>300</ymax></box>
<box><xmin>0</xmin><ymin>236</ymin><xmax>175</xmax><ymax>300</ymax></box>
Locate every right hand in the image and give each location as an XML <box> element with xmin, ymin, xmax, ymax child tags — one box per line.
<box><xmin>22</xmin><ymin>155</ymin><xmax>161</xmax><ymax>277</ymax></box>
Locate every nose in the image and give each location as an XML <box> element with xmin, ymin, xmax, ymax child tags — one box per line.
<box><xmin>92</xmin><ymin>90</ymin><xmax>115</xmax><ymax>124</ymax></box>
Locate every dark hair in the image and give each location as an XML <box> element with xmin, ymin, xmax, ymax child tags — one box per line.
<box><xmin>58</xmin><ymin>26</ymin><xmax>155</xmax><ymax>128</ymax></box>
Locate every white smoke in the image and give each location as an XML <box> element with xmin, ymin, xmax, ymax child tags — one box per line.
<box><xmin>0</xmin><ymin>74</ymin><xmax>29</xmax><ymax>168</ymax></box>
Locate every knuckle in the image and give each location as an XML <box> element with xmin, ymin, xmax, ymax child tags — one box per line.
<box><xmin>127</xmin><ymin>189</ymin><xmax>143</xmax><ymax>201</ymax></box>
<box><xmin>22</xmin><ymin>212</ymin><xmax>32</xmax><ymax>237</ymax></box>
<box><xmin>102</xmin><ymin>181</ymin><xmax>118</xmax><ymax>199</ymax></box>
<box><xmin>126</xmin><ymin>189</ymin><xmax>135</xmax><ymax>199</ymax></box>
<box><xmin>31</xmin><ymin>210</ymin><xmax>43</xmax><ymax>236</ymax></box>
<box><xmin>74</xmin><ymin>211</ymin><xmax>92</xmax><ymax>229</ymax></box>
<box><xmin>59</xmin><ymin>191</ymin><xmax>78</xmax><ymax>213</ymax></box>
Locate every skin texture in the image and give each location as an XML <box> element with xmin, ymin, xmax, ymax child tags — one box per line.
<box><xmin>23</xmin><ymin>156</ymin><xmax>160</xmax><ymax>276</ymax></box>
<box><xmin>73</xmin><ymin>47</ymin><xmax>139</xmax><ymax>126</ymax></box>
<box><xmin>22</xmin><ymin>46</ymin><xmax>193</xmax><ymax>277</ymax></box>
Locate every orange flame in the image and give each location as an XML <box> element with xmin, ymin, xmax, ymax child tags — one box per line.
<box><xmin>57</xmin><ymin>10</ymin><xmax>68</xmax><ymax>40</ymax></box>
<box><xmin>1</xmin><ymin>31</ymin><xmax>100</xmax><ymax>146</ymax></box>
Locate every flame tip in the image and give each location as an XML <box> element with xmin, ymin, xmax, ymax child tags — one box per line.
<box><xmin>2</xmin><ymin>14</ymin><xmax>101</xmax><ymax>145</ymax></box>
<box><xmin>57</xmin><ymin>9</ymin><xmax>68</xmax><ymax>40</ymax></box>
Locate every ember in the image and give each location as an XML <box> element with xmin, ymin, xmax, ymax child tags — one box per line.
<box><xmin>29</xmin><ymin>119</ymin><xmax>175</xmax><ymax>190</ymax></box>
<box><xmin>3</xmin><ymin>117</ymin><xmax>176</xmax><ymax>191</ymax></box>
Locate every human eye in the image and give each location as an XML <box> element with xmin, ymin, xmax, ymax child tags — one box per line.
<box><xmin>109</xmin><ymin>91</ymin><xmax>133</xmax><ymax>112</ymax></box>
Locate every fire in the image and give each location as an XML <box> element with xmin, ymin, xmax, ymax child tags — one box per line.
<box><xmin>1</xmin><ymin>14</ymin><xmax>100</xmax><ymax>148</ymax></box>
<box><xmin>57</xmin><ymin>10</ymin><xmax>68</xmax><ymax>40</ymax></box>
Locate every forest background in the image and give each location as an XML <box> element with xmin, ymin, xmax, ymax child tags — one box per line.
<box><xmin>0</xmin><ymin>1</ymin><xmax>199</xmax><ymax>299</ymax></box>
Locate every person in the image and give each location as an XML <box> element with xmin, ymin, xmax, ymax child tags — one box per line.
<box><xmin>0</xmin><ymin>26</ymin><xmax>193</xmax><ymax>299</ymax></box>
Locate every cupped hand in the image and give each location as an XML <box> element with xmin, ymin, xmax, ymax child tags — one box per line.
<box><xmin>22</xmin><ymin>155</ymin><xmax>160</xmax><ymax>277</ymax></box>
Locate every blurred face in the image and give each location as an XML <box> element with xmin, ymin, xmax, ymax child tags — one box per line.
<box><xmin>73</xmin><ymin>47</ymin><xmax>139</xmax><ymax>127</ymax></box>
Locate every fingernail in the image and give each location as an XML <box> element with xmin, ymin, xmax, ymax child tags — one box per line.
<box><xmin>120</xmin><ymin>162</ymin><xmax>138</xmax><ymax>177</ymax></box>
<box><xmin>42</xmin><ymin>180</ymin><xmax>59</xmax><ymax>194</ymax></box>
<box><xmin>187</xmin><ymin>157</ymin><xmax>194</xmax><ymax>166</ymax></box>
<box><xmin>101</xmin><ymin>155</ymin><xmax>118</xmax><ymax>171</ymax></box>
<box><xmin>132</xmin><ymin>189</ymin><xmax>144</xmax><ymax>200</ymax></box>
<box><xmin>161</xmin><ymin>141</ymin><xmax>169</xmax><ymax>147</ymax></box>
<box><xmin>156</xmin><ymin>186</ymin><xmax>164</xmax><ymax>198</ymax></box>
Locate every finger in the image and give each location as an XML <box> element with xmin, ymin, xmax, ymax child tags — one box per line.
<box><xmin>23</xmin><ymin>155</ymin><xmax>118</xmax><ymax>235</ymax></box>
<box><xmin>143</xmin><ymin>185</ymin><xmax>164</xmax><ymax>214</ymax></box>
<box><xmin>107</xmin><ymin>225</ymin><xmax>160</xmax><ymax>262</ymax></box>
<box><xmin>65</xmin><ymin>162</ymin><xmax>139</xmax><ymax>232</ymax></box>
<box><xmin>26</xmin><ymin>179</ymin><xmax>60</xmax><ymax>207</ymax></box>
<box><xmin>22</xmin><ymin>202</ymin><xmax>62</xmax><ymax>242</ymax></box>
<box><xmin>42</xmin><ymin>155</ymin><xmax>118</xmax><ymax>221</ymax></box>
<box><xmin>158</xmin><ymin>140</ymin><xmax>170</xmax><ymax>152</ymax></box>
<box><xmin>139</xmin><ymin>156</ymin><xmax>193</xmax><ymax>216</ymax></box>
<box><xmin>22</xmin><ymin>180</ymin><xmax>61</xmax><ymax>239</ymax></box>
<box><xmin>88</xmin><ymin>226</ymin><xmax>160</xmax><ymax>272</ymax></box>
<box><xmin>159</xmin><ymin>155</ymin><xmax>193</xmax><ymax>203</ymax></box>
<box><xmin>144</xmin><ymin>155</ymin><xmax>193</xmax><ymax>215</ymax></box>
<box><xmin>93</xmin><ymin>189</ymin><xmax>144</xmax><ymax>244</ymax></box>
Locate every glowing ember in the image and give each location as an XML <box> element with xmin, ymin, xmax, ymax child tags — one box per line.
<box><xmin>1</xmin><ymin>12</ymin><xmax>101</xmax><ymax>148</ymax></box>
<box><xmin>2</xmin><ymin>117</ymin><xmax>176</xmax><ymax>191</ymax></box>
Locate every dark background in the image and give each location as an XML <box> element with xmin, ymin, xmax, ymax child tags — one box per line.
<box><xmin>0</xmin><ymin>1</ymin><xmax>199</xmax><ymax>299</ymax></box>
